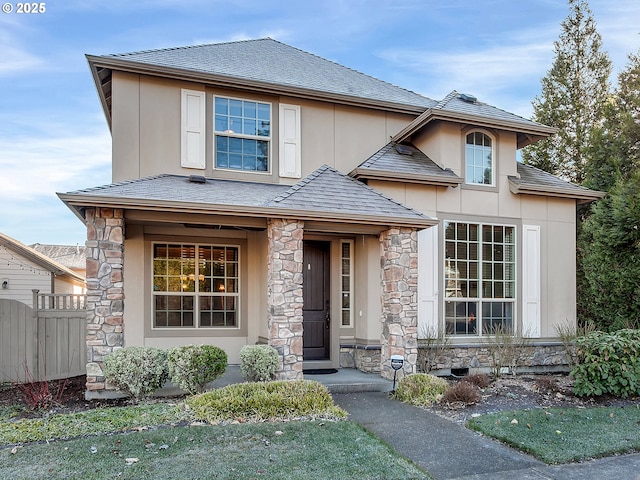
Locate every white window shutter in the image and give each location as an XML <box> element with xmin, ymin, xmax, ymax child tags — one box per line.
<box><xmin>181</xmin><ymin>89</ymin><xmax>205</xmax><ymax>170</ymax></box>
<box><xmin>279</xmin><ymin>104</ymin><xmax>301</xmax><ymax>178</ymax></box>
<box><xmin>418</xmin><ymin>226</ymin><xmax>439</xmax><ymax>338</ymax></box>
<box><xmin>522</xmin><ymin>225</ymin><xmax>541</xmax><ymax>338</ymax></box>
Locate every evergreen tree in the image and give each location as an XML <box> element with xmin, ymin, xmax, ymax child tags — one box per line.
<box><xmin>579</xmin><ymin>50</ymin><xmax>640</xmax><ymax>329</ymax></box>
<box><xmin>522</xmin><ymin>0</ymin><xmax>611</xmax><ymax>184</ymax></box>
<box><xmin>580</xmin><ymin>171</ymin><xmax>640</xmax><ymax>330</ymax></box>
<box><xmin>584</xmin><ymin>50</ymin><xmax>640</xmax><ymax>191</ymax></box>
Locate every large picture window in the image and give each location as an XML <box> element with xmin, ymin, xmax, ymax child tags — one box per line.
<box><xmin>465</xmin><ymin>132</ymin><xmax>493</xmax><ymax>185</ymax></box>
<box><xmin>153</xmin><ymin>244</ymin><xmax>239</xmax><ymax>328</ymax></box>
<box><xmin>214</xmin><ymin>96</ymin><xmax>271</xmax><ymax>172</ymax></box>
<box><xmin>444</xmin><ymin>222</ymin><xmax>515</xmax><ymax>336</ymax></box>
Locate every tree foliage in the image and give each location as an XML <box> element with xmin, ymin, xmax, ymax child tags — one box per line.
<box><xmin>579</xmin><ymin>50</ymin><xmax>640</xmax><ymax>329</ymax></box>
<box><xmin>522</xmin><ymin>0</ymin><xmax>611</xmax><ymax>184</ymax></box>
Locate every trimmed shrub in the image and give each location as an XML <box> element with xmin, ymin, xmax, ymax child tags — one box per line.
<box><xmin>186</xmin><ymin>380</ymin><xmax>347</xmax><ymax>423</ymax></box>
<box><xmin>168</xmin><ymin>345</ymin><xmax>227</xmax><ymax>395</ymax></box>
<box><xmin>239</xmin><ymin>345</ymin><xmax>279</xmax><ymax>382</ymax></box>
<box><xmin>103</xmin><ymin>346</ymin><xmax>169</xmax><ymax>400</ymax></box>
<box><xmin>393</xmin><ymin>373</ymin><xmax>448</xmax><ymax>406</ymax></box>
<box><xmin>441</xmin><ymin>381</ymin><xmax>482</xmax><ymax>405</ymax></box>
<box><xmin>571</xmin><ymin>329</ymin><xmax>640</xmax><ymax>398</ymax></box>
<box><xmin>463</xmin><ymin>373</ymin><xmax>492</xmax><ymax>389</ymax></box>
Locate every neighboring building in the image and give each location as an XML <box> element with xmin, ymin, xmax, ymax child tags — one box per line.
<box><xmin>30</xmin><ymin>243</ymin><xmax>87</xmax><ymax>294</ymax></box>
<box><xmin>58</xmin><ymin>39</ymin><xmax>603</xmax><ymax>397</ymax></box>
<box><xmin>0</xmin><ymin>232</ymin><xmax>86</xmax><ymax>307</ymax></box>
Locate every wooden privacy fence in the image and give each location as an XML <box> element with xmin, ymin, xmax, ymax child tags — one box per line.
<box><xmin>0</xmin><ymin>290</ymin><xmax>86</xmax><ymax>383</ymax></box>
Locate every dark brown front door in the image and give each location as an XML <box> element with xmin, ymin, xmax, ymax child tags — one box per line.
<box><xmin>303</xmin><ymin>241</ymin><xmax>330</xmax><ymax>360</ymax></box>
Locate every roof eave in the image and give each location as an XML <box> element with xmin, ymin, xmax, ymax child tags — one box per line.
<box><xmin>508</xmin><ymin>179</ymin><xmax>606</xmax><ymax>204</ymax></box>
<box><xmin>58</xmin><ymin>193</ymin><xmax>437</xmax><ymax>230</ymax></box>
<box><xmin>391</xmin><ymin>109</ymin><xmax>558</xmax><ymax>144</ymax></box>
<box><xmin>350</xmin><ymin>168</ymin><xmax>463</xmax><ymax>187</ymax></box>
<box><xmin>86</xmin><ymin>55</ymin><xmax>429</xmax><ymax>127</ymax></box>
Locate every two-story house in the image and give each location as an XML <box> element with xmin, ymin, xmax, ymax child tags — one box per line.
<box><xmin>58</xmin><ymin>39</ymin><xmax>603</xmax><ymax>397</ymax></box>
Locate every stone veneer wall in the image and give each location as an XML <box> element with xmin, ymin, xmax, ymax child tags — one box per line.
<box><xmin>267</xmin><ymin>218</ymin><xmax>304</xmax><ymax>380</ymax></box>
<box><xmin>417</xmin><ymin>343</ymin><xmax>571</xmax><ymax>374</ymax></box>
<box><xmin>379</xmin><ymin>227</ymin><xmax>418</xmax><ymax>380</ymax></box>
<box><xmin>340</xmin><ymin>346</ymin><xmax>382</xmax><ymax>373</ymax></box>
<box><xmin>85</xmin><ymin>208</ymin><xmax>125</xmax><ymax>393</ymax></box>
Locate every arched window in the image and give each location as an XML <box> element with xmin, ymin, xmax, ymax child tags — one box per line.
<box><xmin>465</xmin><ymin>132</ymin><xmax>493</xmax><ymax>185</ymax></box>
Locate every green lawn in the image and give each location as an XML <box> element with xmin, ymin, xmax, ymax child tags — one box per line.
<box><xmin>0</xmin><ymin>420</ymin><xmax>429</xmax><ymax>479</ymax></box>
<box><xmin>467</xmin><ymin>405</ymin><xmax>640</xmax><ymax>464</ymax></box>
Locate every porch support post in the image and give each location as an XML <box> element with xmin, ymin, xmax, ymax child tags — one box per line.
<box><xmin>84</xmin><ymin>207</ymin><xmax>125</xmax><ymax>394</ymax></box>
<box><xmin>380</xmin><ymin>227</ymin><xmax>418</xmax><ymax>380</ymax></box>
<box><xmin>267</xmin><ymin>218</ymin><xmax>304</xmax><ymax>380</ymax></box>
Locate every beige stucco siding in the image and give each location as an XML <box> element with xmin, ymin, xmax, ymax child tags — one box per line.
<box><xmin>521</xmin><ymin>197</ymin><xmax>577</xmax><ymax>337</ymax></box>
<box><xmin>111</xmin><ymin>72</ymin><xmax>141</xmax><ymax>182</ymax></box>
<box><xmin>122</xmin><ymin>220</ymin><xmax>268</xmax><ymax>364</ymax></box>
<box><xmin>110</xmin><ymin>74</ymin><xmax>416</xmax><ymax>184</ymax></box>
<box><xmin>368</xmin><ymin>175</ymin><xmax>578</xmax><ymax>340</ymax></box>
<box><xmin>353</xmin><ymin>235</ymin><xmax>383</xmax><ymax>343</ymax></box>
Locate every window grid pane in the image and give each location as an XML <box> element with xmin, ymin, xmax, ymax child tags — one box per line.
<box><xmin>444</xmin><ymin>221</ymin><xmax>515</xmax><ymax>336</ymax></box>
<box><xmin>214</xmin><ymin>96</ymin><xmax>271</xmax><ymax>173</ymax></box>
<box><xmin>341</xmin><ymin>241</ymin><xmax>353</xmax><ymax>327</ymax></box>
<box><xmin>465</xmin><ymin>133</ymin><xmax>493</xmax><ymax>185</ymax></box>
<box><xmin>153</xmin><ymin>244</ymin><xmax>239</xmax><ymax>329</ymax></box>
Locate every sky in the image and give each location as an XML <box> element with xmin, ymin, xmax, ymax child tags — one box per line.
<box><xmin>0</xmin><ymin>0</ymin><xmax>638</xmax><ymax>246</ymax></box>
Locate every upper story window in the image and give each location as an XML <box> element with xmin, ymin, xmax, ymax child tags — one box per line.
<box><xmin>214</xmin><ymin>97</ymin><xmax>271</xmax><ymax>172</ymax></box>
<box><xmin>465</xmin><ymin>132</ymin><xmax>493</xmax><ymax>186</ymax></box>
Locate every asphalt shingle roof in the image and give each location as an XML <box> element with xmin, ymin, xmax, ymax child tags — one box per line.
<box><xmin>30</xmin><ymin>244</ymin><xmax>87</xmax><ymax>270</ymax></box>
<box><xmin>436</xmin><ymin>90</ymin><xmax>546</xmax><ymax>129</ymax></box>
<box><xmin>67</xmin><ymin>174</ymin><xmax>289</xmax><ymax>207</ymax></box>
<box><xmin>267</xmin><ymin>165</ymin><xmax>431</xmax><ymax>220</ymax></box>
<box><xmin>101</xmin><ymin>38</ymin><xmax>436</xmax><ymax>111</ymax></box>
<box><xmin>61</xmin><ymin>167</ymin><xmax>434</xmax><ymax>226</ymax></box>
<box><xmin>351</xmin><ymin>143</ymin><xmax>462</xmax><ymax>185</ymax></box>
<box><xmin>509</xmin><ymin>163</ymin><xmax>605</xmax><ymax>201</ymax></box>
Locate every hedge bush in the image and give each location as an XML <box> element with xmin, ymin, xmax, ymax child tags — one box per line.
<box><xmin>103</xmin><ymin>346</ymin><xmax>169</xmax><ymax>400</ymax></box>
<box><xmin>239</xmin><ymin>345</ymin><xmax>279</xmax><ymax>382</ymax></box>
<box><xmin>167</xmin><ymin>345</ymin><xmax>227</xmax><ymax>395</ymax></box>
<box><xmin>392</xmin><ymin>373</ymin><xmax>448</xmax><ymax>406</ymax></box>
<box><xmin>186</xmin><ymin>380</ymin><xmax>347</xmax><ymax>423</ymax></box>
<box><xmin>571</xmin><ymin>329</ymin><xmax>640</xmax><ymax>397</ymax></box>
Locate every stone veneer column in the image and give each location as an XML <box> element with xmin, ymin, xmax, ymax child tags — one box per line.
<box><xmin>84</xmin><ymin>208</ymin><xmax>125</xmax><ymax>393</ymax></box>
<box><xmin>380</xmin><ymin>227</ymin><xmax>418</xmax><ymax>380</ymax></box>
<box><xmin>267</xmin><ymin>218</ymin><xmax>304</xmax><ymax>380</ymax></box>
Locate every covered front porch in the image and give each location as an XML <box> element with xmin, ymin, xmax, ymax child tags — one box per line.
<box><xmin>59</xmin><ymin>166</ymin><xmax>436</xmax><ymax>396</ymax></box>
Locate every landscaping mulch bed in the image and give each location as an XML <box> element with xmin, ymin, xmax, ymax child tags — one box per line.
<box><xmin>0</xmin><ymin>376</ymin><xmax>128</xmax><ymax>418</ymax></box>
<box><xmin>428</xmin><ymin>374</ymin><xmax>640</xmax><ymax>424</ymax></box>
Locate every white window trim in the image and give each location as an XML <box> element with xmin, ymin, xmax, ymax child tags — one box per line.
<box><xmin>340</xmin><ymin>239</ymin><xmax>354</xmax><ymax>327</ymax></box>
<box><xmin>464</xmin><ymin>130</ymin><xmax>496</xmax><ymax>187</ymax></box>
<box><xmin>151</xmin><ymin>242</ymin><xmax>241</xmax><ymax>331</ymax></box>
<box><xmin>213</xmin><ymin>95</ymin><xmax>272</xmax><ymax>175</ymax></box>
<box><xmin>443</xmin><ymin>220</ymin><xmax>517</xmax><ymax>337</ymax></box>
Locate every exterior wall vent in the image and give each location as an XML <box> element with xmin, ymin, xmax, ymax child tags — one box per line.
<box><xmin>189</xmin><ymin>175</ymin><xmax>207</xmax><ymax>184</ymax></box>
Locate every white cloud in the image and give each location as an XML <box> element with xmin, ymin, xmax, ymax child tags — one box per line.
<box><xmin>0</xmin><ymin>130</ymin><xmax>111</xmax><ymax>201</ymax></box>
